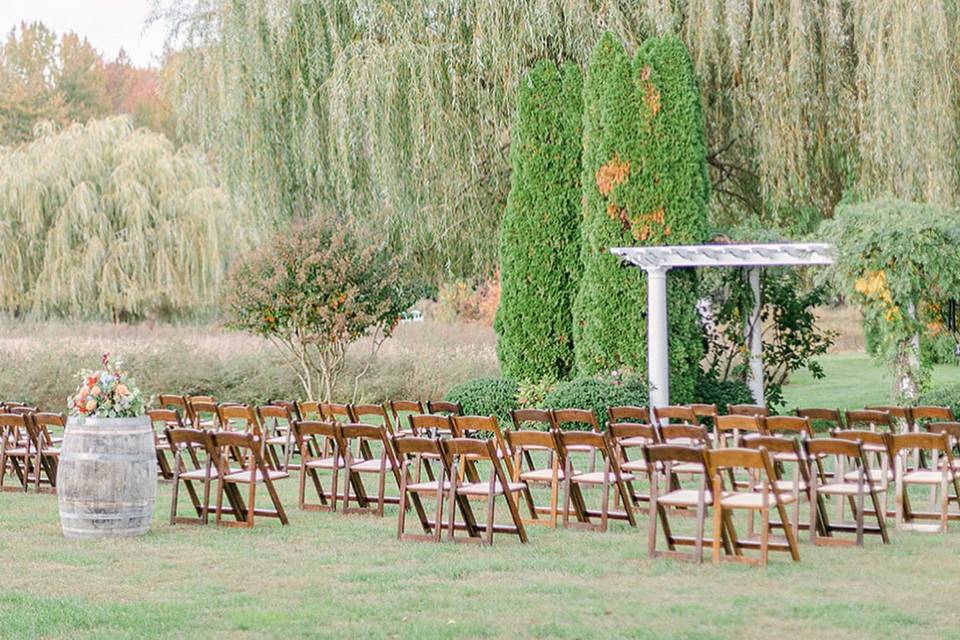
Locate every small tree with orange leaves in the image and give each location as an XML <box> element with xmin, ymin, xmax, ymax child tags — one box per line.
<box><xmin>224</xmin><ymin>216</ymin><xmax>416</xmax><ymax>401</ymax></box>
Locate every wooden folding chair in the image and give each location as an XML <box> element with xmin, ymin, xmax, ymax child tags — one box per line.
<box><xmin>845</xmin><ymin>409</ymin><xmax>894</xmax><ymax>434</ymax></box>
<box><xmin>158</xmin><ymin>394</ymin><xmax>189</xmax><ymax>423</ymax></box>
<box><xmin>608</xmin><ymin>422</ymin><xmax>659</xmax><ymax>506</ymax></box>
<box><xmin>804</xmin><ymin>437</ymin><xmax>889</xmax><ymax>546</ymax></box>
<box><xmin>389</xmin><ymin>400</ymin><xmax>424</xmax><ymax>437</ymax></box>
<box><xmin>340</xmin><ymin>423</ymin><xmax>398</xmax><ymax>516</ymax></box>
<box><xmin>296</xmin><ymin>400</ymin><xmax>322</xmax><ymax>420</ymax></box>
<box><xmin>320</xmin><ymin>402</ymin><xmax>352</xmax><ymax>423</ymax></box>
<box><xmin>705</xmin><ymin>447</ymin><xmax>801</xmax><ymax>566</ymax></box>
<box><xmin>795</xmin><ymin>407</ymin><xmax>844</xmax><ymax>432</ymax></box>
<box><xmin>29</xmin><ymin>412</ymin><xmax>62</xmax><ymax>492</ymax></box>
<box><xmin>742</xmin><ymin>434</ymin><xmax>810</xmax><ymax>541</ymax></box>
<box><xmin>293</xmin><ymin>420</ymin><xmax>343</xmax><ymax>512</ymax></box>
<box><xmin>441</xmin><ymin>437</ymin><xmax>528</xmax><ymax>545</ymax></box>
<box><xmin>147</xmin><ymin>408</ymin><xmax>182</xmax><ymax>480</ymax></box>
<box><xmin>643</xmin><ymin>444</ymin><xmax>727</xmax><ymax>563</ymax></box>
<box><xmin>554</xmin><ymin>408</ymin><xmax>602</xmax><ymax>471</ymax></box>
<box><xmin>714</xmin><ymin>414</ymin><xmax>765</xmax><ymax>448</ymax></box>
<box><xmin>407</xmin><ymin>413</ymin><xmax>457</xmax><ymax>481</ymax></box>
<box><xmin>427</xmin><ymin>400</ymin><xmax>462</xmax><ymax>416</ymax></box>
<box><xmin>558</xmin><ymin>431</ymin><xmax>636</xmax><ymax>531</ymax></box>
<box><xmin>394</xmin><ymin>436</ymin><xmax>449</xmax><ymax>542</ymax></box>
<box><xmin>166</xmin><ymin>427</ymin><xmax>243</xmax><ymax>525</ymax></box>
<box><xmin>608</xmin><ymin>406</ymin><xmax>649</xmax><ymax>424</ymax></box>
<box><xmin>658</xmin><ymin>423</ymin><xmax>711</xmax><ymax>485</ymax></box>
<box><xmin>212</xmin><ymin>431</ymin><xmax>289</xmax><ymax>528</ymax></box>
<box><xmin>504</xmin><ymin>429</ymin><xmax>566</xmax><ymax>527</ymax></box>
<box><xmin>728</xmin><ymin>404</ymin><xmax>769</xmax><ymax>417</ymax></box>
<box><xmin>188</xmin><ymin>399</ymin><xmax>220</xmax><ymax>430</ymax></box>
<box><xmin>0</xmin><ymin>413</ymin><xmax>31</xmax><ymax>492</ymax></box>
<box><xmin>830</xmin><ymin>429</ymin><xmax>894</xmax><ymax>519</ymax></box>
<box><xmin>258</xmin><ymin>404</ymin><xmax>295</xmax><ymax>470</ymax></box>
<box><xmin>890</xmin><ymin>432</ymin><xmax>959</xmax><ymax>532</ymax></box>
<box><xmin>351</xmin><ymin>403</ymin><xmax>395</xmax><ymax>434</ymax></box>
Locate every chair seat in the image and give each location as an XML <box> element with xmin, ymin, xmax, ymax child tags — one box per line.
<box><xmin>902</xmin><ymin>470</ymin><xmax>954</xmax><ymax>485</ymax></box>
<box><xmin>565</xmin><ymin>444</ymin><xmax>596</xmax><ymax>453</ymax></box>
<box><xmin>265</xmin><ymin>435</ymin><xmax>290</xmax><ymax>445</ymax></box>
<box><xmin>407</xmin><ymin>479</ymin><xmax>451</xmax><ymax>492</ymax></box>
<box><xmin>457</xmin><ymin>480</ymin><xmax>527</xmax><ymax>496</ymax></box>
<box><xmin>179</xmin><ymin>467</ymin><xmax>220</xmax><ymax>480</ymax></box>
<box><xmin>305</xmin><ymin>456</ymin><xmax>346</xmax><ymax>470</ymax></box>
<box><xmin>720</xmin><ymin>492</ymin><xmax>796</xmax><ymax>509</ymax></box>
<box><xmin>571</xmin><ymin>470</ymin><xmax>635</xmax><ymax>484</ymax></box>
<box><xmin>40</xmin><ymin>448</ymin><xmax>60</xmax><ymax>456</ymax></box>
<box><xmin>862</xmin><ymin>443</ymin><xmax>888</xmax><ymax>453</ymax></box>
<box><xmin>350</xmin><ymin>457</ymin><xmax>396</xmax><ymax>472</ymax></box>
<box><xmin>658</xmin><ymin>489</ymin><xmax>714</xmax><ymax>507</ymax></box>
<box><xmin>621</xmin><ymin>459</ymin><xmax>648</xmax><ymax>472</ymax></box>
<box><xmin>519</xmin><ymin>467</ymin><xmax>563</xmax><ymax>482</ymax></box>
<box><xmin>754</xmin><ymin>479</ymin><xmax>807</xmax><ymax>492</ymax></box>
<box><xmin>773</xmin><ymin>452</ymin><xmax>804</xmax><ymax>462</ymax></box>
<box><xmin>816</xmin><ymin>482</ymin><xmax>887</xmax><ymax>496</ymax></box>
<box><xmin>672</xmin><ymin>462</ymin><xmax>704</xmax><ymax>474</ymax></box>
<box><xmin>618</xmin><ymin>436</ymin><xmax>651</xmax><ymax>448</ymax></box>
<box><xmin>4</xmin><ymin>447</ymin><xmax>28</xmax><ymax>456</ymax></box>
<box><xmin>224</xmin><ymin>468</ymin><xmax>289</xmax><ymax>483</ymax></box>
<box><xmin>843</xmin><ymin>469</ymin><xmax>892</xmax><ymax>483</ymax></box>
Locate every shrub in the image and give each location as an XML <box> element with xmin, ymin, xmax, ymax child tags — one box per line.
<box><xmin>573</xmin><ymin>35</ymin><xmax>709</xmax><ymax>402</ymax></box>
<box><xmin>694</xmin><ymin>375</ymin><xmax>755</xmax><ymax>415</ymax></box>
<box><xmin>495</xmin><ymin>59</ymin><xmax>583</xmax><ymax>382</ymax></box>
<box><xmin>922</xmin><ymin>332</ymin><xmax>959</xmax><ymax>366</ymax></box>
<box><xmin>224</xmin><ymin>216</ymin><xmax>417</xmax><ymax>401</ymax></box>
<box><xmin>443</xmin><ymin>378</ymin><xmax>519</xmax><ymax>426</ymax></box>
<box><xmin>541</xmin><ymin>376</ymin><xmax>648</xmax><ymax>430</ymax></box>
<box><xmin>917</xmin><ymin>384</ymin><xmax>960</xmax><ymax>420</ymax></box>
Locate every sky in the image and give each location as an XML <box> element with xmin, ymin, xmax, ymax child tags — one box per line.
<box><xmin>0</xmin><ymin>0</ymin><xmax>166</xmax><ymax>67</ymax></box>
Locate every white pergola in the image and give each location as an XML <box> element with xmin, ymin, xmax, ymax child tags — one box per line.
<box><xmin>609</xmin><ymin>243</ymin><xmax>834</xmax><ymax>410</ymax></box>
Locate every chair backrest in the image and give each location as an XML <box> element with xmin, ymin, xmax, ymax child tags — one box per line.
<box><xmin>270</xmin><ymin>400</ymin><xmax>301</xmax><ymax>421</ymax></box>
<box><xmin>888</xmin><ymin>431</ymin><xmax>951</xmax><ymax>457</ymax></box>
<box><xmin>426</xmin><ymin>400</ymin><xmax>462</xmax><ymax>416</ymax></box>
<box><xmin>742</xmin><ymin>434</ymin><xmax>804</xmax><ymax>459</ymax></box>
<box><xmin>257</xmin><ymin>404</ymin><xmax>292</xmax><ymax>435</ymax></box>
<box><xmin>340</xmin><ymin>422</ymin><xmax>394</xmax><ymax>464</ymax></box>
<box><xmin>794</xmin><ymin>407</ymin><xmax>843</xmax><ymax>431</ymax></box>
<box><xmin>865</xmin><ymin>405</ymin><xmax>911</xmax><ymax>423</ymax></box>
<box><xmin>393</xmin><ymin>435</ymin><xmax>443</xmax><ymax>459</ymax></box>
<box><xmin>510</xmin><ymin>408</ymin><xmax>555</xmax><ymax>431</ymax></box>
<box><xmin>804</xmin><ymin>436</ymin><xmax>865</xmax><ymax>460</ymax></box>
<box><xmin>188</xmin><ymin>399</ymin><xmax>219</xmax><ymax>429</ymax></box>
<box><xmin>321</xmin><ymin>403</ymin><xmax>352</xmax><ymax>423</ymax></box>
<box><xmin>763</xmin><ymin>415</ymin><xmax>813</xmax><ymax>439</ymax></box>
<box><xmin>607</xmin><ymin>406</ymin><xmax>649</xmax><ymax>424</ymax></box>
<box><xmin>652</xmin><ymin>405</ymin><xmax>696</xmax><ymax>424</ymax></box>
<box><xmin>643</xmin><ymin>443</ymin><xmax>707</xmax><ymax>468</ymax></box>
<box><xmin>351</xmin><ymin>403</ymin><xmax>394</xmax><ymax>433</ymax></box>
<box><xmin>293</xmin><ymin>419</ymin><xmax>340</xmax><ymax>442</ymax></box>
<box><xmin>659</xmin><ymin>423</ymin><xmax>711</xmax><ymax>446</ymax></box>
<box><xmin>911</xmin><ymin>405</ymin><xmax>954</xmax><ymax>423</ymax></box>
<box><xmin>408</xmin><ymin>414</ymin><xmax>454</xmax><ymax>437</ymax></box>
<box><xmin>714</xmin><ymin>414</ymin><xmax>765</xmax><ymax>446</ymax></box>
<box><xmin>158</xmin><ymin>394</ymin><xmax>188</xmax><ymax>418</ymax></box>
<box><xmin>389</xmin><ymin>400</ymin><xmax>424</xmax><ymax>429</ymax></box>
<box><xmin>32</xmin><ymin>412</ymin><xmax>65</xmax><ymax>446</ymax></box>
<box><xmin>8</xmin><ymin>405</ymin><xmax>36</xmax><ymax>416</ymax></box>
<box><xmin>504</xmin><ymin>429</ymin><xmax>559</xmax><ymax>454</ymax></box>
<box><xmin>607</xmin><ymin>422</ymin><xmax>659</xmax><ymax>446</ymax></box>
<box><xmin>296</xmin><ymin>400</ymin><xmax>322</xmax><ymax>420</ymax></box>
<box><xmin>218</xmin><ymin>404</ymin><xmax>261</xmax><ymax>435</ymax></box>
<box><xmin>830</xmin><ymin>429</ymin><xmax>893</xmax><ymax>457</ymax></box>
<box><xmin>166</xmin><ymin>427</ymin><xmax>215</xmax><ymax>454</ymax></box>
<box><xmin>0</xmin><ymin>412</ymin><xmax>27</xmax><ymax>441</ymax></box>
<box><xmin>211</xmin><ymin>430</ymin><xmax>265</xmax><ymax>470</ymax></box>
<box><xmin>552</xmin><ymin>408</ymin><xmax>600</xmax><ymax>433</ymax></box>
<box><xmin>148</xmin><ymin>408</ymin><xmax>184</xmax><ymax>432</ymax></box>
<box><xmin>844</xmin><ymin>409</ymin><xmax>893</xmax><ymax>432</ymax></box>
<box><xmin>556</xmin><ymin>430</ymin><xmax>607</xmax><ymax>457</ymax></box>
<box><xmin>705</xmin><ymin>446</ymin><xmax>774</xmax><ymax>476</ymax></box>
<box><xmin>690</xmin><ymin>403</ymin><xmax>719</xmax><ymax>420</ymax></box>
<box><xmin>452</xmin><ymin>415</ymin><xmax>508</xmax><ymax>455</ymax></box>
<box><xmin>924</xmin><ymin>420</ymin><xmax>960</xmax><ymax>443</ymax></box>
<box><xmin>727</xmin><ymin>403</ymin><xmax>769</xmax><ymax>417</ymax></box>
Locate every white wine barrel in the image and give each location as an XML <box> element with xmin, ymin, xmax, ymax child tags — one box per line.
<box><xmin>57</xmin><ymin>415</ymin><xmax>157</xmax><ymax>539</ymax></box>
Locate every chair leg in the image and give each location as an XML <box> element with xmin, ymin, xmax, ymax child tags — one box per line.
<box><xmin>760</xmin><ymin>506</ymin><xmax>769</xmax><ymax>568</ymax></box>
<box><xmin>711</xmin><ymin>475</ymin><xmax>723</xmax><ymax>565</ymax></box>
<box><xmin>485</xmin><ymin>494</ymin><xmax>496</xmax><ymax>545</ymax></box>
<box><xmin>647</xmin><ymin>472</ymin><xmax>659</xmax><ymax>557</ymax></box>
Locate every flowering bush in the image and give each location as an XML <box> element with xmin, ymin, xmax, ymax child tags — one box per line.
<box><xmin>67</xmin><ymin>353</ymin><xmax>146</xmax><ymax>418</ymax></box>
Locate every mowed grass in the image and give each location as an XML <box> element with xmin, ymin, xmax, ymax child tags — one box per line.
<box><xmin>3</xmin><ymin>341</ymin><xmax>960</xmax><ymax>639</ymax></box>
<box><xmin>2</xmin><ymin>458</ymin><xmax>960</xmax><ymax>639</ymax></box>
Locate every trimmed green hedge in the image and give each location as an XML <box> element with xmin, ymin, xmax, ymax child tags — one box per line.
<box><xmin>573</xmin><ymin>34</ymin><xmax>709</xmax><ymax>402</ymax></box>
<box><xmin>917</xmin><ymin>384</ymin><xmax>960</xmax><ymax>420</ymax></box>
<box><xmin>540</xmin><ymin>377</ymin><xmax>648</xmax><ymax>430</ymax></box>
<box><xmin>443</xmin><ymin>377</ymin><xmax>519</xmax><ymax>425</ymax></box>
<box><xmin>495</xmin><ymin>60</ymin><xmax>583</xmax><ymax>382</ymax></box>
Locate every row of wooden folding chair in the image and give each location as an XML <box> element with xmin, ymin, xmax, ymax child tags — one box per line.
<box><xmin>0</xmin><ymin>409</ymin><xmax>62</xmax><ymax>493</ymax></box>
<box><xmin>165</xmin><ymin>428</ymin><xmax>289</xmax><ymax>528</ymax></box>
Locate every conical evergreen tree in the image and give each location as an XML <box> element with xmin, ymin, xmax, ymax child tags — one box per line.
<box><xmin>495</xmin><ymin>60</ymin><xmax>583</xmax><ymax>381</ymax></box>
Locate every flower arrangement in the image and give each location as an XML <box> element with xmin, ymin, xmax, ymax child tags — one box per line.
<box><xmin>67</xmin><ymin>353</ymin><xmax>145</xmax><ymax>419</ymax></box>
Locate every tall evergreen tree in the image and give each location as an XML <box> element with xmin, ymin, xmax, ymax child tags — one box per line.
<box><xmin>495</xmin><ymin>60</ymin><xmax>583</xmax><ymax>382</ymax></box>
<box><xmin>574</xmin><ymin>34</ymin><xmax>709</xmax><ymax>402</ymax></box>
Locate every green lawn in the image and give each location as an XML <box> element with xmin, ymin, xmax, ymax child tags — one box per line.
<box><xmin>782</xmin><ymin>352</ymin><xmax>960</xmax><ymax>410</ymax></box>
<box><xmin>3</xmin><ymin>353</ymin><xmax>960</xmax><ymax>639</ymax></box>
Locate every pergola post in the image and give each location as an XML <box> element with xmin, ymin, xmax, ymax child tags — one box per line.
<box><xmin>745</xmin><ymin>267</ymin><xmax>764</xmax><ymax>404</ymax></box>
<box><xmin>646</xmin><ymin>266</ymin><xmax>670</xmax><ymax>411</ymax></box>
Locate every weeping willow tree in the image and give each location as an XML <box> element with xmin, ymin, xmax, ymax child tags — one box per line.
<box><xmin>0</xmin><ymin>116</ymin><xmax>237</xmax><ymax>319</ymax></box>
<box><xmin>159</xmin><ymin>0</ymin><xmax>960</xmax><ymax>279</ymax></box>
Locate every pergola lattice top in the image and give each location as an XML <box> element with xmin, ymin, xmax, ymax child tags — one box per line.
<box><xmin>610</xmin><ymin>242</ymin><xmax>834</xmax><ymax>270</ymax></box>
